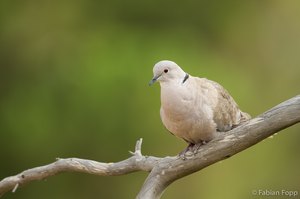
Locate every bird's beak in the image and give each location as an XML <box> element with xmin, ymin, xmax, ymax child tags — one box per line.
<box><xmin>149</xmin><ymin>75</ymin><xmax>161</xmax><ymax>86</ymax></box>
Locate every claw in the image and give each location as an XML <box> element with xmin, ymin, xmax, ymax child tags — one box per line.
<box><xmin>178</xmin><ymin>141</ymin><xmax>206</xmax><ymax>159</ymax></box>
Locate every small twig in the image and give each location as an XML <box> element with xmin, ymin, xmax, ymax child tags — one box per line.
<box><xmin>129</xmin><ymin>138</ymin><xmax>143</xmax><ymax>156</ymax></box>
<box><xmin>12</xmin><ymin>183</ymin><xmax>18</xmax><ymax>193</ymax></box>
<box><xmin>135</xmin><ymin>138</ymin><xmax>143</xmax><ymax>156</ymax></box>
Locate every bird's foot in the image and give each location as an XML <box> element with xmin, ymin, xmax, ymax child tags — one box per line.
<box><xmin>191</xmin><ymin>141</ymin><xmax>205</xmax><ymax>154</ymax></box>
<box><xmin>178</xmin><ymin>141</ymin><xmax>206</xmax><ymax>160</ymax></box>
<box><xmin>178</xmin><ymin>143</ymin><xmax>194</xmax><ymax>159</ymax></box>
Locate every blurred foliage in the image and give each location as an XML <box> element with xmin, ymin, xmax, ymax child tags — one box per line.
<box><xmin>0</xmin><ymin>0</ymin><xmax>299</xmax><ymax>198</ymax></box>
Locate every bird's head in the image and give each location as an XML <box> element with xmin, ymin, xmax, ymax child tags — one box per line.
<box><xmin>149</xmin><ymin>60</ymin><xmax>187</xmax><ymax>86</ymax></box>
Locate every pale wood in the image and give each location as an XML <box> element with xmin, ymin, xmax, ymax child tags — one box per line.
<box><xmin>0</xmin><ymin>95</ymin><xmax>299</xmax><ymax>199</ymax></box>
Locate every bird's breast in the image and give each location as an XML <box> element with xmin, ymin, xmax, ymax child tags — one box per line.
<box><xmin>160</xmin><ymin>85</ymin><xmax>193</xmax><ymax>116</ymax></box>
<box><xmin>159</xmin><ymin>83</ymin><xmax>216</xmax><ymax>143</ymax></box>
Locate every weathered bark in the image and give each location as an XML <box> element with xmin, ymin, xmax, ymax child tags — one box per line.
<box><xmin>0</xmin><ymin>95</ymin><xmax>299</xmax><ymax>199</ymax></box>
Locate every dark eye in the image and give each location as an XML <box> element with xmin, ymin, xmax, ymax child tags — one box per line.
<box><xmin>164</xmin><ymin>69</ymin><xmax>169</xmax><ymax>73</ymax></box>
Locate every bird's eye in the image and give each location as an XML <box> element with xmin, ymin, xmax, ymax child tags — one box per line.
<box><xmin>164</xmin><ymin>69</ymin><xmax>169</xmax><ymax>73</ymax></box>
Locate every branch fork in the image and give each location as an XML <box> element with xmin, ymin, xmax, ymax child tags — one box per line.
<box><xmin>129</xmin><ymin>138</ymin><xmax>143</xmax><ymax>158</ymax></box>
<box><xmin>0</xmin><ymin>95</ymin><xmax>300</xmax><ymax>199</ymax></box>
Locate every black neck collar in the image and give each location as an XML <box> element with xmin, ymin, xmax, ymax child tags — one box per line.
<box><xmin>182</xmin><ymin>73</ymin><xmax>189</xmax><ymax>84</ymax></box>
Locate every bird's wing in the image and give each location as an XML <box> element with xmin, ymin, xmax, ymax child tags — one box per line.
<box><xmin>207</xmin><ymin>79</ymin><xmax>247</xmax><ymax>131</ymax></box>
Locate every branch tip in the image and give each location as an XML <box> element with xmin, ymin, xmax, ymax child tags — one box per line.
<box><xmin>12</xmin><ymin>183</ymin><xmax>19</xmax><ymax>193</ymax></box>
<box><xmin>135</xmin><ymin>138</ymin><xmax>143</xmax><ymax>150</ymax></box>
<box><xmin>134</xmin><ymin>138</ymin><xmax>143</xmax><ymax>156</ymax></box>
<box><xmin>129</xmin><ymin>139</ymin><xmax>143</xmax><ymax>156</ymax></box>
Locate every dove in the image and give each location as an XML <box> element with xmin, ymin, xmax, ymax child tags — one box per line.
<box><xmin>149</xmin><ymin>60</ymin><xmax>250</xmax><ymax>154</ymax></box>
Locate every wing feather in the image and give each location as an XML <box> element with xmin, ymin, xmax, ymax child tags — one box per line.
<box><xmin>208</xmin><ymin>80</ymin><xmax>250</xmax><ymax>131</ymax></box>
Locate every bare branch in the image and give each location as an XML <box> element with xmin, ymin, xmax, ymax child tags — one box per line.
<box><xmin>0</xmin><ymin>95</ymin><xmax>299</xmax><ymax>199</ymax></box>
<box><xmin>136</xmin><ymin>95</ymin><xmax>300</xmax><ymax>199</ymax></box>
<box><xmin>0</xmin><ymin>140</ymin><xmax>161</xmax><ymax>197</ymax></box>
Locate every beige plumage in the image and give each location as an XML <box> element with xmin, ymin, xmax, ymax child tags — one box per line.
<box><xmin>150</xmin><ymin>60</ymin><xmax>250</xmax><ymax>148</ymax></box>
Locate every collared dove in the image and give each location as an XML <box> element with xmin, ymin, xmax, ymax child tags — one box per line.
<box><xmin>149</xmin><ymin>60</ymin><xmax>250</xmax><ymax>153</ymax></box>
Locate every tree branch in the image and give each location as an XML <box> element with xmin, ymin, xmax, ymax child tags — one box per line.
<box><xmin>0</xmin><ymin>138</ymin><xmax>161</xmax><ymax>197</ymax></box>
<box><xmin>0</xmin><ymin>95</ymin><xmax>300</xmax><ymax>198</ymax></box>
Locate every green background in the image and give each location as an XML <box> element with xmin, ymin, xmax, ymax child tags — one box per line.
<box><xmin>1</xmin><ymin>1</ymin><xmax>299</xmax><ymax>198</ymax></box>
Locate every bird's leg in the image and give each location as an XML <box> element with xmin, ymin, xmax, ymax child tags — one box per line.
<box><xmin>178</xmin><ymin>143</ymin><xmax>195</xmax><ymax>159</ymax></box>
<box><xmin>178</xmin><ymin>141</ymin><xmax>207</xmax><ymax>159</ymax></box>
<box><xmin>191</xmin><ymin>140</ymin><xmax>207</xmax><ymax>154</ymax></box>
